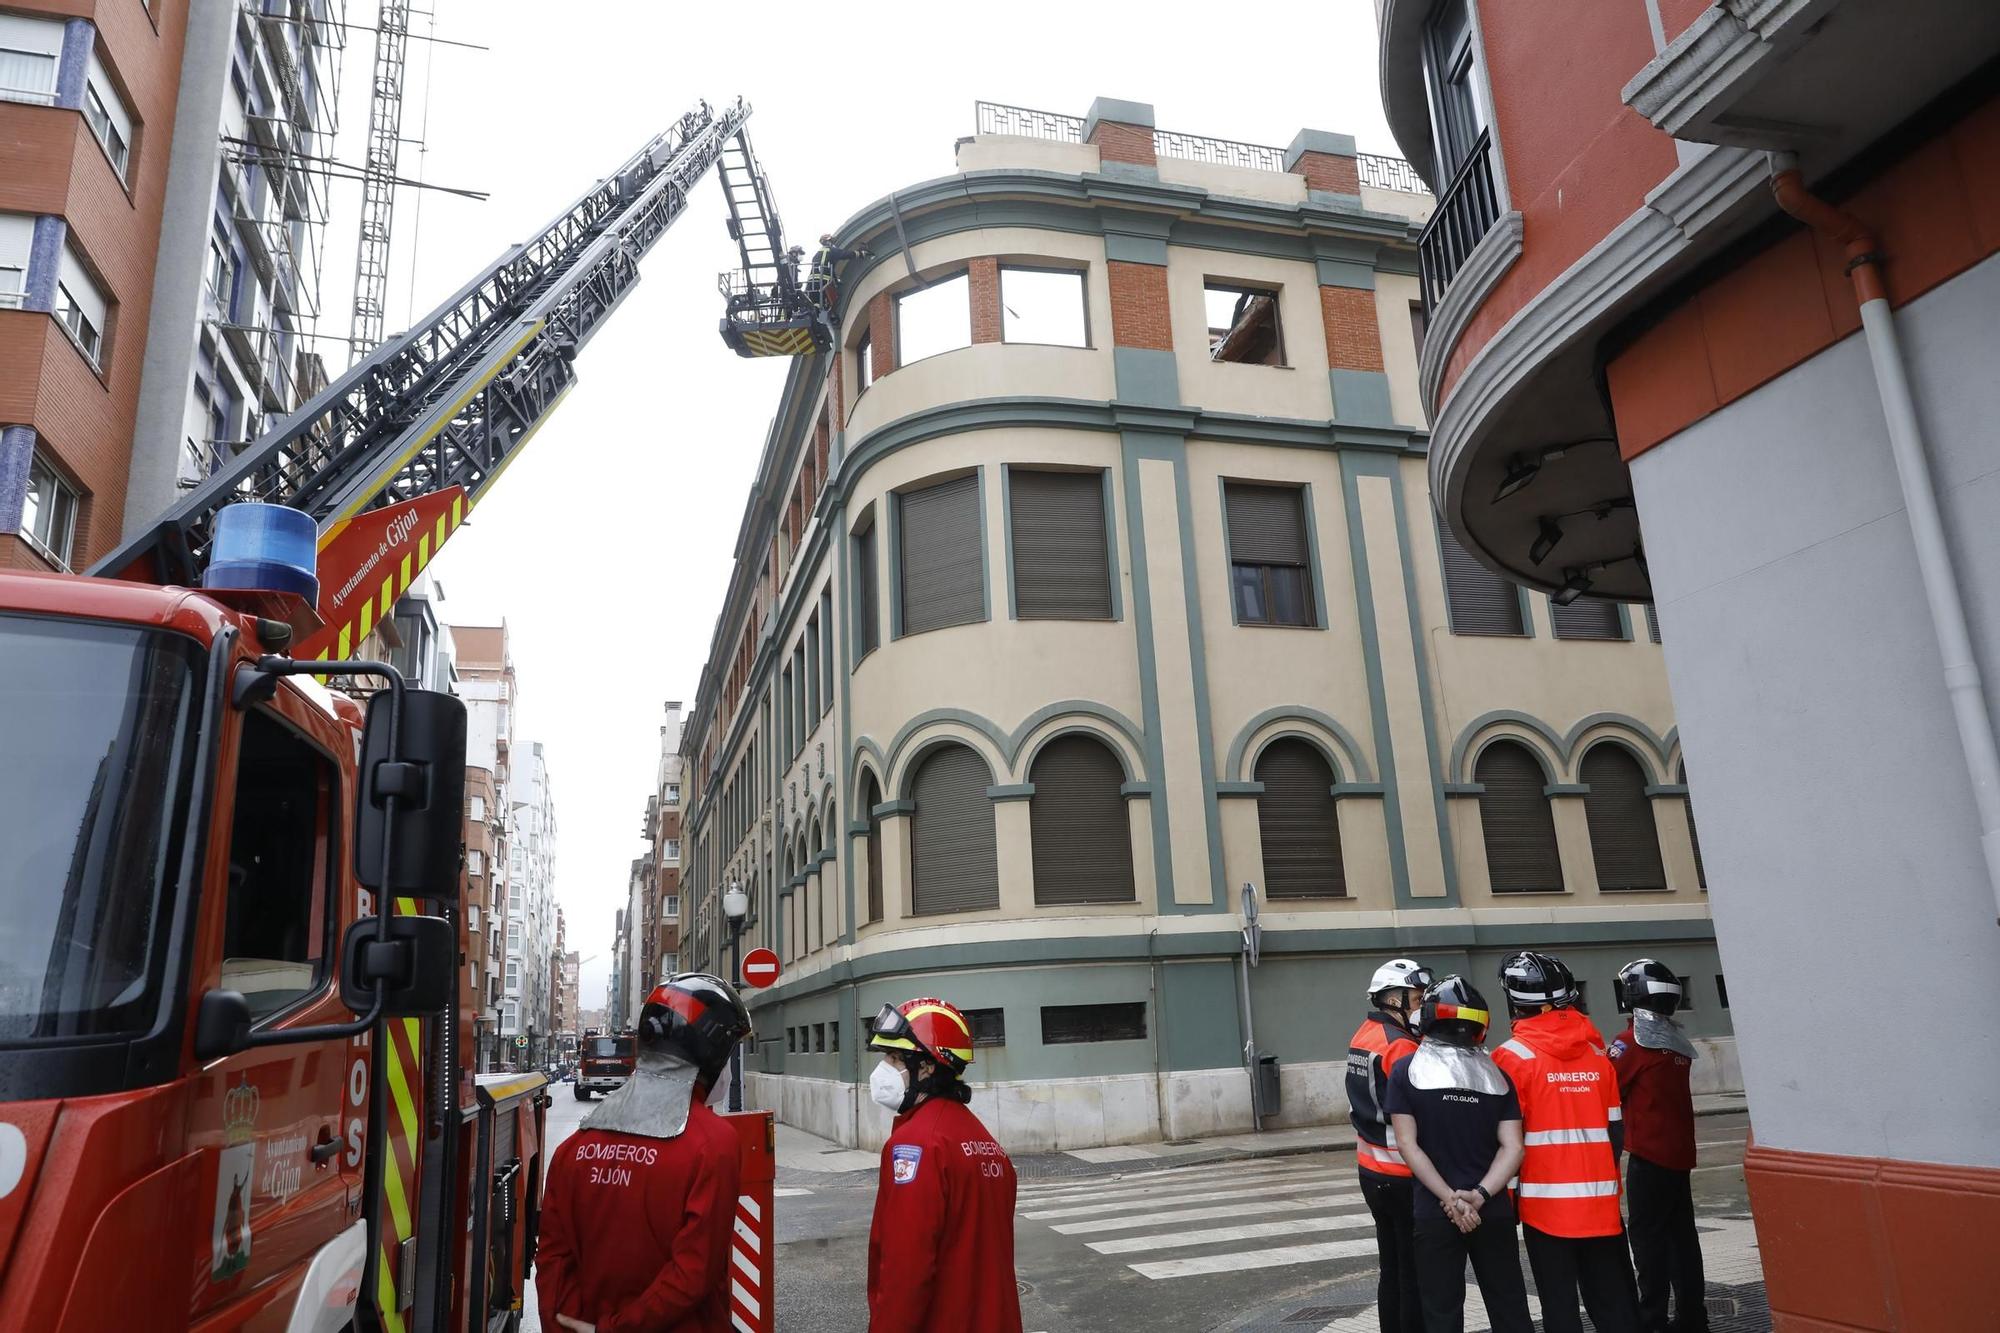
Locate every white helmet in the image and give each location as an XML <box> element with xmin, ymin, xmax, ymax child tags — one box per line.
<box><xmin>1366</xmin><ymin>958</ymin><xmax>1433</xmax><ymax>1000</ymax></box>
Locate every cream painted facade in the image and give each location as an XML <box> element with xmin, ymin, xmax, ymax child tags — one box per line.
<box><xmin>677</xmin><ymin>100</ymin><xmax>1731</xmax><ymax>1153</ymax></box>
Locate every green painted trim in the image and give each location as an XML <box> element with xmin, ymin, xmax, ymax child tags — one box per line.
<box><xmin>1010</xmin><ymin>700</ymin><xmax>1148</xmax><ymax>772</ymax></box>
<box><xmin>1316</xmin><ymin>258</ymin><xmax>1376</xmax><ymax>289</ymax></box>
<box><xmin>847</xmin><ymin>820</ymin><xmax>870</xmax><ymax>837</ymax></box>
<box><xmin>1331</xmin><ymin>782</ymin><xmax>1387</xmax><ymax>798</ymax></box>
<box><xmin>1215</xmin><ymin>781</ymin><xmax>1264</xmax><ymax>797</ymax></box>
<box><xmin>1000</xmin><ymin>464</ymin><xmax>1018</xmax><ymax>621</ymax></box>
<box><xmin>1102</xmin><ymin>468</ymin><xmax>1125</xmax><ymax>623</ymax></box>
<box><xmin>1329</xmin><ymin>369</ymin><xmax>1395</xmax><ymax>428</ymax></box>
<box><xmin>1644</xmin><ymin>784</ymin><xmax>1689</xmax><ymax>798</ymax></box>
<box><xmin>1616</xmin><ymin>602</ymin><xmax>1635</xmax><ymax>642</ymax></box>
<box><xmin>1120</xmin><ymin>781</ymin><xmax>1158</xmax><ymax>798</ymax></box>
<box><xmin>814</xmin><ymin>850</ymin><xmax>836</xmax><ymax>867</ymax></box>
<box><xmin>1544</xmin><ymin>783</ymin><xmax>1590</xmax><ymax>796</ymax></box>
<box><xmin>1104</xmin><ymin>233</ymin><xmax>1169</xmax><ymax>265</ymax></box>
<box><xmin>1374</xmin><ymin>247</ymin><xmax>1421</xmax><ymax>277</ymax></box>
<box><xmin>873</xmin><ymin>799</ymin><xmax>916</xmax><ymax>817</ymax></box>
<box><xmin>1112</xmin><ymin>348</ymin><xmax>1181</xmax><ymax>406</ymax></box>
<box><xmin>747</xmin><ymin>916</ymin><xmax>1720</xmax><ymax>1003</ymax></box>
<box><xmin>885</xmin><ymin>491</ymin><xmax>905</xmax><ymax>640</ymax></box>
<box><xmin>976</xmin><ymin>464</ymin><xmax>992</xmax><ymax>623</ymax></box>
<box><xmin>1338</xmin><ymin>452</ymin><xmax>1416</xmax><ymax>908</ymax></box>
<box><xmin>1223</xmin><ymin>706</ymin><xmax>1377</xmax><ymax>784</ymax></box>
<box><xmin>1444</xmin><ymin>782</ymin><xmax>1486</xmax><ymax>796</ymax></box>
<box><xmin>1446</xmin><ymin>709</ymin><xmax>1675</xmax><ymax>784</ymax></box>
<box><xmin>987</xmin><ymin>783</ymin><xmax>1036</xmax><ymax>801</ymax></box>
<box><xmin>1380</xmin><ymin>454</ymin><xmax>1461</xmax><ymax>906</ymax></box>
<box><xmin>1117</xmin><ymin>433</ymin><xmax>1178</xmax><ymax>907</ymax></box>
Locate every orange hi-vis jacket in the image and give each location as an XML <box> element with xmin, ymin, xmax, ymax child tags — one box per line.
<box><xmin>1492</xmin><ymin>1007</ymin><xmax>1626</xmax><ymax>1238</ymax></box>
<box><xmin>1346</xmin><ymin>1012</ymin><xmax>1418</xmax><ymax>1177</ymax></box>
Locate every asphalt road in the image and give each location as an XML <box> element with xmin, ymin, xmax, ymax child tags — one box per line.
<box><xmin>528</xmin><ymin>1095</ymin><xmax>1763</xmax><ymax>1333</ymax></box>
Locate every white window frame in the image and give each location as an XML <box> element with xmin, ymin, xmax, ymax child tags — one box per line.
<box><xmin>467</xmin><ymin>849</ymin><xmax>483</xmax><ymax>877</ymax></box>
<box><xmin>663</xmin><ymin>895</ymin><xmax>679</xmax><ymax>919</ymax></box>
<box><xmin>0</xmin><ymin>14</ymin><xmax>62</xmax><ymax>108</ymax></box>
<box><xmin>21</xmin><ymin>454</ymin><xmax>79</xmax><ymax>569</ymax></box>
<box><xmin>54</xmin><ymin>243</ymin><xmax>108</xmax><ymax>370</ymax></box>
<box><xmin>470</xmin><ymin>794</ymin><xmax>487</xmax><ymax>822</ymax></box>
<box><xmin>82</xmin><ymin>51</ymin><xmax>134</xmax><ymax>183</ymax></box>
<box><xmin>0</xmin><ymin>212</ymin><xmax>31</xmax><ymax>311</ymax></box>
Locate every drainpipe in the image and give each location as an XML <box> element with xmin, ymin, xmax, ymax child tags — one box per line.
<box><xmin>1769</xmin><ymin>153</ymin><xmax>2000</xmax><ymax>925</ymax></box>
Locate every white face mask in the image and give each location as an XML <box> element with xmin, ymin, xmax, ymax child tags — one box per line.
<box><xmin>869</xmin><ymin>1058</ymin><xmax>908</xmax><ymax>1112</ymax></box>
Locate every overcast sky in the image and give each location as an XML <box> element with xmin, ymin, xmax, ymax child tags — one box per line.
<box><xmin>317</xmin><ymin>1</ymin><xmax>1400</xmax><ymax>1010</ymax></box>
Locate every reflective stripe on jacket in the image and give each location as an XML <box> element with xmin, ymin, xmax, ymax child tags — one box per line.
<box><xmin>1346</xmin><ymin>1012</ymin><xmax>1417</xmax><ymax>1177</ymax></box>
<box><xmin>1491</xmin><ymin>1010</ymin><xmax>1625</xmax><ymax>1237</ymax></box>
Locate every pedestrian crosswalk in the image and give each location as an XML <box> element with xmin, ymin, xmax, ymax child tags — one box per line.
<box><xmin>1014</xmin><ymin>1156</ymin><xmax>1381</xmax><ymax>1283</ymax></box>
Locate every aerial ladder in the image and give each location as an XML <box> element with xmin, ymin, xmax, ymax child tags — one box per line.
<box><xmin>0</xmin><ymin>97</ymin><xmax>791</xmax><ymax>1333</ymax></box>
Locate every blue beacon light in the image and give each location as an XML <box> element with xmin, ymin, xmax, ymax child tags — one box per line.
<box><xmin>203</xmin><ymin>503</ymin><xmax>320</xmax><ymax>604</ymax></box>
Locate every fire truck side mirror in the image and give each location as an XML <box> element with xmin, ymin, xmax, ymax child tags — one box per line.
<box><xmin>356</xmin><ymin>688</ymin><xmax>467</xmax><ymax>897</ymax></box>
<box><xmin>339</xmin><ymin>915</ymin><xmax>457</xmax><ymax>1017</ymax></box>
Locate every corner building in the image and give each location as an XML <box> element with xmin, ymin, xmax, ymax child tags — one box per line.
<box><xmin>1373</xmin><ymin>1</ymin><xmax>2000</xmax><ymax>1324</ymax></box>
<box><xmin>678</xmin><ymin>96</ymin><xmax>1730</xmax><ymax>1156</ymax></box>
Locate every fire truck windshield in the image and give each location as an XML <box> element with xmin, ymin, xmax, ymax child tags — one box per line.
<box><xmin>0</xmin><ymin>616</ymin><xmax>204</xmax><ymax>1043</ymax></box>
<box><xmin>589</xmin><ymin>1037</ymin><xmax>634</xmax><ymax>1061</ymax></box>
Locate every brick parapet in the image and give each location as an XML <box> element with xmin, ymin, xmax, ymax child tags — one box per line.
<box><xmin>1108</xmin><ymin>261</ymin><xmax>1173</xmax><ymax>350</ymax></box>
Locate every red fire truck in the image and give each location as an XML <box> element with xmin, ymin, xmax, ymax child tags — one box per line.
<box><xmin>0</xmin><ymin>96</ymin><xmax>796</xmax><ymax>1333</ymax></box>
<box><xmin>574</xmin><ymin>1030</ymin><xmax>638</xmax><ymax>1101</ymax></box>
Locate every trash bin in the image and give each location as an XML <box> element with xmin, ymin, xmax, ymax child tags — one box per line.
<box><xmin>1256</xmin><ymin>1054</ymin><xmax>1281</xmax><ymax>1114</ymax></box>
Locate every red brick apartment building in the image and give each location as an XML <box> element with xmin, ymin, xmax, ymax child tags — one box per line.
<box><xmin>2</xmin><ymin>0</ymin><xmax>185</xmax><ymax>570</ymax></box>
<box><xmin>1374</xmin><ymin>1</ymin><xmax>2000</xmax><ymax>1324</ymax></box>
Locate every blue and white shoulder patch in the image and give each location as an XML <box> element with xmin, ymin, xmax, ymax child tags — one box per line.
<box><xmin>1607</xmin><ymin>1039</ymin><xmax>1627</xmax><ymax>1058</ymax></box>
<box><xmin>891</xmin><ymin>1144</ymin><xmax>923</xmax><ymax>1185</ymax></box>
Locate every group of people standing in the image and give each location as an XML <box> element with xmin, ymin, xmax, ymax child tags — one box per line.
<box><xmin>1349</xmin><ymin>951</ymin><xmax>1709</xmax><ymax>1333</ymax></box>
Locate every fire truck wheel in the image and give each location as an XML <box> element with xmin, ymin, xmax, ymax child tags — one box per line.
<box><xmin>574</xmin><ymin>1086</ymin><xmax>591</xmax><ymax>1101</ymax></box>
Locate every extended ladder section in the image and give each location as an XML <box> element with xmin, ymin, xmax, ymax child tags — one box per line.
<box><xmin>715</xmin><ymin>130</ymin><xmax>822</xmax><ymax>358</ymax></box>
<box><xmin>95</xmin><ymin>98</ymin><xmax>754</xmax><ymax>587</ymax></box>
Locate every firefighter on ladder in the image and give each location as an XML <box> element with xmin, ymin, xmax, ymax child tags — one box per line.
<box><xmin>1491</xmin><ymin>950</ymin><xmax>1642</xmax><ymax>1333</ymax></box>
<box><xmin>535</xmin><ymin>973</ymin><xmax>753</xmax><ymax>1333</ymax></box>
<box><xmin>805</xmin><ymin>234</ymin><xmax>870</xmax><ymax>344</ymax></box>
<box><xmin>1347</xmin><ymin>958</ymin><xmax>1433</xmax><ymax>1333</ymax></box>
<box><xmin>864</xmin><ymin>997</ymin><xmax>1022</xmax><ymax>1333</ymax></box>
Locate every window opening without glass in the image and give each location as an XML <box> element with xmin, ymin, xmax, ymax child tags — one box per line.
<box><xmin>1000</xmin><ymin>266</ymin><xmax>1087</xmax><ymax>347</ymax></box>
<box><xmin>1205</xmin><ymin>281</ymin><xmax>1284</xmax><ymax>365</ymax></box>
<box><xmin>895</xmin><ymin>272</ymin><xmax>971</xmax><ymax>365</ymax></box>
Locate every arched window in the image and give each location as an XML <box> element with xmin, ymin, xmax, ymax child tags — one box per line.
<box><xmin>909</xmin><ymin>744</ymin><xmax>998</xmax><ymax>915</ymax></box>
<box><xmin>797</xmin><ymin>835</ymin><xmax>813</xmax><ymax>951</ymax></box>
<box><xmin>1679</xmin><ymin>762</ymin><xmax>1704</xmax><ymax>889</ymax></box>
<box><xmin>1475</xmin><ymin>740</ymin><xmax>1563</xmax><ymax>893</ymax></box>
<box><xmin>860</xmin><ymin>772</ymin><xmax>884</xmax><ymax>923</ymax></box>
<box><xmin>1029</xmin><ymin>735</ymin><xmax>1135</xmax><ymax>905</ymax></box>
<box><xmin>1254</xmin><ymin>738</ymin><xmax>1346</xmax><ymax>898</ymax></box>
<box><xmin>1580</xmin><ymin>744</ymin><xmax>1666</xmax><ymax>891</ymax></box>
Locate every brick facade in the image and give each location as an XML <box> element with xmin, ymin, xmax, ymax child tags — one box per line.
<box><xmin>1293</xmin><ymin>150</ymin><xmax>1361</xmax><ymax>195</ymax></box>
<box><xmin>968</xmin><ymin>257</ymin><xmax>1002</xmax><ymax>344</ymax></box>
<box><xmin>1107</xmin><ymin>261</ymin><xmax>1174</xmax><ymax>350</ymax></box>
<box><xmin>1319</xmin><ymin>285</ymin><xmax>1386</xmax><ymax>371</ymax></box>
<box><xmin>1090</xmin><ymin>120</ymin><xmax>1157</xmax><ymax>168</ymax></box>
<box><xmin>868</xmin><ymin>291</ymin><xmax>895</xmax><ymax>381</ymax></box>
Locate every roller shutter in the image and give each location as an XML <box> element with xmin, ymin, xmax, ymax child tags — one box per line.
<box><xmin>1439</xmin><ymin>522</ymin><xmax>1525</xmax><ymax>636</ymax></box>
<box><xmin>1225</xmin><ymin>483</ymin><xmax>1309</xmax><ymax>565</ymax></box>
<box><xmin>1550</xmin><ymin>594</ymin><xmax>1622</xmax><ymax>641</ymax></box>
<box><xmin>1580</xmin><ymin>745</ymin><xmax>1666</xmax><ymax>890</ymax></box>
<box><xmin>910</xmin><ymin>745</ymin><xmax>998</xmax><ymax>915</ymax></box>
<box><xmin>1030</xmin><ymin>735</ymin><xmax>1135</xmax><ymax>904</ymax></box>
<box><xmin>1255</xmin><ymin>739</ymin><xmax>1346</xmax><ymax>898</ymax></box>
<box><xmin>1011</xmin><ymin>469</ymin><xmax>1112</xmax><ymax>620</ymax></box>
<box><xmin>899</xmin><ymin>475</ymin><xmax>984</xmax><ymax>634</ymax></box>
<box><xmin>855</xmin><ymin>525</ymin><xmax>880</xmax><ymax>656</ymax></box>
<box><xmin>1475</xmin><ymin>741</ymin><xmax>1564</xmax><ymax>893</ymax></box>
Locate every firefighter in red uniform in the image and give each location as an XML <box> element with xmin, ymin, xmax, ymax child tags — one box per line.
<box><xmin>1491</xmin><ymin>950</ymin><xmax>1641</xmax><ymax>1333</ymax></box>
<box><xmin>864</xmin><ymin>997</ymin><xmax>1022</xmax><ymax>1333</ymax></box>
<box><xmin>1346</xmin><ymin>957</ymin><xmax>1432</xmax><ymax>1333</ymax></box>
<box><xmin>536</xmin><ymin>973</ymin><xmax>753</xmax><ymax>1333</ymax></box>
<box><xmin>1611</xmin><ymin>958</ymin><xmax>1709</xmax><ymax>1333</ymax></box>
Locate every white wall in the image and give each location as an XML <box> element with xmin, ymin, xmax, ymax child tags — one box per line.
<box><xmin>1632</xmin><ymin>252</ymin><xmax>2000</xmax><ymax>1170</ymax></box>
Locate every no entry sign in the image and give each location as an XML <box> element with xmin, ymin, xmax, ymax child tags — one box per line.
<box><xmin>741</xmin><ymin>948</ymin><xmax>781</xmax><ymax>989</ymax></box>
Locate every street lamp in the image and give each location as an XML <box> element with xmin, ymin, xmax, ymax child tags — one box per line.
<box><xmin>722</xmin><ymin>879</ymin><xmax>749</xmax><ymax>1112</ymax></box>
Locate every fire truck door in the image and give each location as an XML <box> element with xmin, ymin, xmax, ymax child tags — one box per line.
<box><xmin>189</xmin><ymin>704</ymin><xmax>360</xmax><ymax>1322</ymax></box>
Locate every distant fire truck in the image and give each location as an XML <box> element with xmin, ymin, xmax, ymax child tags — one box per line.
<box><xmin>574</xmin><ymin>1030</ymin><xmax>639</xmax><ymax>1101</ymax></box>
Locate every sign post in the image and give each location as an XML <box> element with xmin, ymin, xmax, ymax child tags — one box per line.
<box><xmin>1238</xmin><ymin>883</ymin><xmax>1266</xmax><ymax>1130</ymax></box>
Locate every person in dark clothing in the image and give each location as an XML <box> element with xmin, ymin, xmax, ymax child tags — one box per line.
<box><xmin>805</xmin><ymin>233</ymin><xmax>870</xmax><ymax>339</ymax></box>
<box><xmin>1387</xmin><ymin>975</ymin><xmax>1534</xmax><ymax>1333</ymax></box>
<box><xmin>1611</xmin><ymin>958</ymin><xmax>1710</xmax><ymax>1333</ymax></box>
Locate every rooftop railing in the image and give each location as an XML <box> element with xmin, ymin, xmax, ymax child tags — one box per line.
<box><xmin>972</xmin><ymin>101</ymin><xmax>1427</xmax><ymax>196</ymax></box>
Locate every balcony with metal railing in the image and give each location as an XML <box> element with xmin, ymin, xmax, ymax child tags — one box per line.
<box><xmin>1416</xmin><ymin>129</ymin><xmax>1499</xmax><ymax>311</ymax></box>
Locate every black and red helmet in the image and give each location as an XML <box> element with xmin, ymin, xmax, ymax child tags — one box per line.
<box><xmin>639</xmin><ymin>973</ymin><xmax>752</xmax><ymax>1091</ymax></box>
<box><xmin>1418</xmin><ymin>975</ymin><xmax>1493</xmax><ymax>1046</ymax></box>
